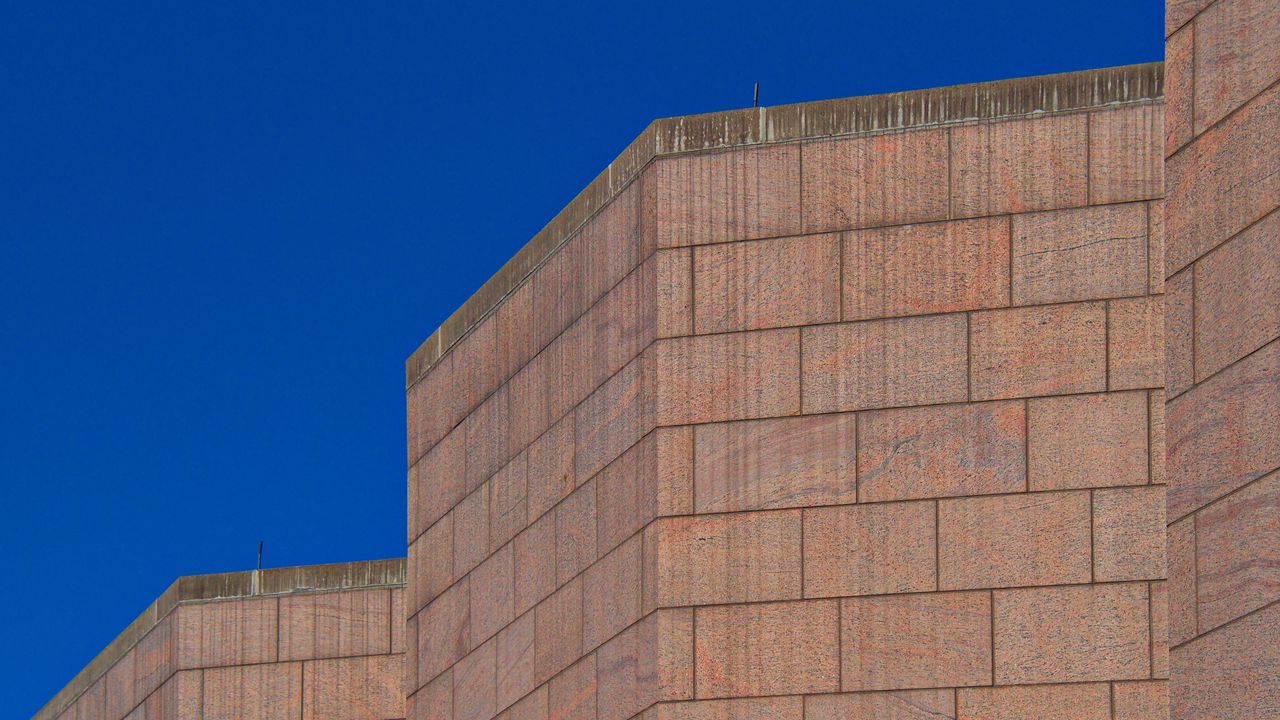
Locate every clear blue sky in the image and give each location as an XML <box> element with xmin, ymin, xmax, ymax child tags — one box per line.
<box><xmin>1</xmin><ymin>1</ymin><xmax>1160</xmax><ymax>713</ymax></box>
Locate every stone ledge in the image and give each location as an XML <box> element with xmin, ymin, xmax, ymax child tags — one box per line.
<box><xmin>405</xmin><ymin>61</ymin><xmax>1165</xmax><ymax>389</ymax></box>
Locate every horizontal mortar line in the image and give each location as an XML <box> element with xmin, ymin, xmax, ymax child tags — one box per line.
<box><xmin>406</xmin><ymin>244</ymin><xmax>661</xmax><ymax>468</ymax></box>
<box><xmin>1169</xmin><ymin>597</ymin><xmax>1280</xmax><ymax>653</ymax></box>
<box><xmin>1166</xmin><ymin>74</ymin><xmax>1280</xmax><ymax>165</ymax></box>
<box><xmin>671</xmin><ymin>290</ymin><xmax>1160</xmax><ymax>342</ymax></box>
<box><xmin>1167</xmin><ymin>460</ymin><xmax>1280</xmax><ymax>528</ymax></box>
<box><xmin>408</xmin><ymin>69</ymin><xmax>1164</xmax><ymax>388</ymax></box>
<box><xmin>1165</xmin><ymin>201</ymin><xmax>1280</xmax><ymax>283</ymax></box>
<box><xmin>1163</xmin><ymin>334</ymin><xmax>1280</xmax><ymax>462</ymax></box>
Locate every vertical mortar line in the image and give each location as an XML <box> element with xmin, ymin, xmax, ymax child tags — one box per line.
<box><xmin>691</xmin><ymin>607</ymin><xmax>699</xmax><ymax>699</ymax></box>
<box><xmin>965</xmin><ymin>313</ymin><xmax>973</xmax><ymax>402</ymax></box>
<box><xmin>1090</xmin><ymin>489</ymin><xmax>1097</xmax><ymax>583</ymax></box>
<box><xmin>299</xmin><ymin>659</ymin><xmax>306</xmax><ymax>720</ymax></box>
<box><xmin>988</xmin><ymin>589</ymin><xmax>996</xmax><ymax>686</ymax></box>
<box><xmin>1147</xmin><ymin>389</ymin><xmax>1154</xmax><ymax>486</ymax></box>
<box><xmin>1109</xmin><ymin>680</ymin><xmax>1115</xmax><ymax>720</ymax></box>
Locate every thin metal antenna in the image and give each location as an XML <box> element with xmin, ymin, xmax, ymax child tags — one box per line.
<box><xmin>257</xmin><ymin>540</ymin><xmax>263</xmax><ymax>572</ymax></box>
<box><xmin>753</xmin><ymin>83</ymin><xmax>759</xmax><ymax>107</ymax></box>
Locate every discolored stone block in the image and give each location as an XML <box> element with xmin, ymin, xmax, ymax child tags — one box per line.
<box><xmin>801</xmin><ymin>315</ymin><xmax>968</xmax><ymax>413</ymax></box>
<box><xmin>1089</xmin><ymin>104</ymin><xmax>1164</xmax><ymax>204</ymax></box>
<box><xmin>843</xmin><ymin>216</ymin><xmax>1010</xmax><ymax>321</ymax></box>
<box><xmin>1193</xmin><ymin>0</ymin><xmax>1280</xmax><ymax>133</ymax></box>
<box><xmin>803</xmin><ymin>502</ymin><xmax>936</xmax><ymax>598</ymax></box>
<box><xmin>1195</xmin><ymin>470</ymin><xmax>1280</xmax><ymax>632</ymax></box>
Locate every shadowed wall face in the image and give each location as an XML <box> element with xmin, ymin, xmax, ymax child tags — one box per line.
<box><xmin>50</xmin><ymin>585</ymin><xmax>406</xmax><ymax>720</ymax></box>
<box><xmin>406</xmin><ymin>78</ymin><xmax>1166</xmax><ymax>719</ymax></box>
<box><xmin>1164</xmin><ymin>0</ymin><xmax>1280</xmax><ymax>716</ymax></box>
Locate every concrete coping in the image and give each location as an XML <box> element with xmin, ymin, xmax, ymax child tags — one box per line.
<box><xmin>404</xmin><ymin>60</ymin><xmax>1165</xmax><ymax>390</ymax></box>
<box><xmin>33</xmin><ymin>558</ymin><xmax>407</xmax><ymax>720</ymax></box>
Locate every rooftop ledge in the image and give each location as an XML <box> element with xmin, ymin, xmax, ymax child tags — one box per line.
<box><xmin>33</xmin><ymin>558</ymin><xmax>406</xmax><ymax>720</ymax></box>
<box><xmin>405</xmin><ymin>61</ymin><xmax>1165</xmax><ymax>389</ymax></box>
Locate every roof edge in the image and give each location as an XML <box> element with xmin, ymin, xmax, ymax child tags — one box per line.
<box><xmin>33</xmin><ymin>558</ymin><xmax>406</xmax><ymax>720</ymax></box>
<box><xmin>405</xmin><ymin>61</ymin><xmax>1165</xmax><ymax>389</ymax></box>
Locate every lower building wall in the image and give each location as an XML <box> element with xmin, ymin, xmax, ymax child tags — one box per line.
<box><xmin>1164</xmin><ymin>0</ymin><xmax>1280</xmax><ymax>716</ymax></box>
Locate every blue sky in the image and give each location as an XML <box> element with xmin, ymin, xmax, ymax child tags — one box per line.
<box><xmin>0</xmin><ymin>1</ymin><xmax>1161</xmax><ymax>713</ymax></box>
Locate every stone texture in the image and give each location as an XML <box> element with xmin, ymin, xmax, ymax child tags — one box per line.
<box><xmin>556</xmin><ymin>481</ymin><xmax>597</xmax><ymax>584</ymax></box>
<box><xmin>802</xmin><ymin>129</ymin><xmax>950</xmax><ymax>233</ymax></box>
<box><xmin>648</xmin><ymin>510</ymin><xmax>802</xmax><ymax>606</ymax></box>
<box><xmin>1093</xmin><ymin>486</ymin><xmax>1168</xmax><ymax>583</ymax></box>
<box><xmin>495</xmin><ymin>611</ymin><xmax>535</xmax><ymax>713</ymax></box>
<box><xmin>582</xmin><ymin>533</ymin><xmax>643</xmax><ymax>652</ymax></box>
<box><xmin>655</xmin><ymin>144</ymin><xmax>801</xmax><ymax>247</ymax></box>
<box><xmin>1089</xmin><ymin>104</ymin><xmax>1164</xmax><ymax>205</ymax></box>
<box><xmin>1195</xmin><ymin>470</ymin><xmax>1280</xmax><ymax>632</ymax></box>
<box><xmin>1193</xmin><ymin>0</ymin><xmax>1280</xmax><ymax>133</ymax></box>
<box><xmin>805</xmin><ymin>690</ymin><xmax>956</xmax><ymax>720</ymax></box>
<box><xmin>958</xmin><ymin>683</ymin><xmax>1111</xmax><ymax>720</ymax></box>
<box><xmin>549</xmin><ymin>653</ymin><xmax>596</xmax><ymax>720</ymax></box>
<box><xmin>970</xmin><ymin>302</ymin><xmax>1107</xmax><ymax>400</ymax></box>
<box><xmin>535</xmin><ymin>578</ymin><xmax>583</xmax><ymax>684</ymax></box>
<box><xmin>575</xmin><ymin>353</ymin><xmax>654</xmax><ymax>484</ymax></box>
<box><xmin>803</xmin><ymin>502</ymin><xmax>936</xmax><ymax>598</ymax></box>
<box><xmin>1165</xmin><ymin>24</ymin><xmax>1194</xmax><ymax>155</ymax></box>
<box><xmin>278</xmin><ymin>588</ymin><xmax>391</xmax><ymax>661</ymax></box>
<box><xmin>1166</xmin><ymin>339</ymin><xmax>1280</xmax><ymax>519</ymax></box>
<box><xmin>527</xmin><ymin>412</ymin><xmax>576</xmax><ymax>522</ymax></box>
<box><xmin>951</xmin><ymin>114</ymin><xmax>1088</xmax><ymax>217</ymax></box>
<box><xmin>470</xmin><ymin>543</ymin><xmax>515</xmax><ymax>645</ymax></box>
<box><xmin>1166</xmin><ymin>515</ymin><xmax>1198</xmax><ymax>646</ymax></box>
<box><xmin>843</xmin><ymin>216</ymin><xmax>1010</xmax><ymax>320</ymax></box>
<box><xmin>514</xmin><ymin>509</ymin><xmax>557</xmax><ymax>615</ymax></box>
<box><xmin>595</xmin><ymin>433</ymin><xmax>658</xmax><ymax>556</ymax></box>
<box><xmin>801</xmin><ymin>315</ymin><xmax>968</xmax><ymax>413</ymax></box>
<box><xmin>841</xmin><ymin>591</ymin><xmax>992</xmax><ymax>691</ymax></box>
<box><xmin>1011</xmin><ymin>203</ymin><xmax>1148</xmax><ymax>305</ymax></box>
<box><xmin>693</xmin><ymin>414</ymin><xmax>857</xmax><ymax>513</ymax></box>
<box><xmin>994</xmin><ymin>583</ymin><xmax>1150</xmax><ymax>684</ymax></box>
<box><xmin>938</xmin><ymin>491</ymin><xmax>1092</xmax><ymax>590</ymax></box>
<box><xmin>1193</xmin><ymin>210</ymin><xmax>1280</xmax><ymax>381</ymax></box>
<box><xmin>1028</xmin><ymin>391</ymin><xmax>1149</xmax><ymax>490</ymax></box>
<box><xmin>302</xmin><ymin>655</ymin><xmax>402</xmax><ymax>720</ymax></box>
<box><xmin>656</xmin><ymin>329</ymin><xmax>800</xmax><ymax>425</ymax></box>
<box><xmin>1169</xmin><ymin>602</ymin><xmax>1280</xmax><ymax>718</ymax></box>
<box><xmin>653</xmin><ymin>697</ymin><xmax>803</xmax><ymax>720</ymax></box>
<box><xmin>453</xmin><ymin>483</ymin><xmax>491</xmax><ymax>578</ymax></box>
<box><xmin>657</xmin><ymin>248</ymin><xmax>694</xmax><ymax>338</ymax></box>
<box><xmin>693</xmin><ymin>233</ymin><xmax>840</xmax><ymax>333</ymax></box>
<box><xmin>416</xmin><ymin>578</ymin><xmax>470</xmax><ymax>685</ymax></box>
<box><xmin>490</xmin><ymin>452</ymin><xmax>529</xmax><ymax>553</ymax></box>
<box><xmin>453</xmin><ymin>638</ymin><xmax>497</xmax><ymax>720</ymax></box>
<box><xmin>1164</xmin><ymin>268</ymin><xmax>1194</xmax><ymax>397</ymax></box>
<box><xmin>1109</xmin><ymin>295</ymin><xmax>1165</xmax><ymax>391</ymax></box>
<box><xmin>694</xmin><ymin>600</ymin><xmax>839</xmax><ymax>698</ymax></box>
<box><xmin>1113</xmin><ymin>680</ymin><xmax>1170</xmax><ymax>720</ymax></box>
<box><xmin>202</xmin><ymin>663</ymin><xmax>302</xmax><ymax>720</ymax></box>
<box><xmin>176</xmin><ymin>597</ymin><xmax>277</xmax><ymax>669</ymax></box>
<box><xmin>410</xmin><ymin>514</ymin><xmax>452</xmax><ymax>614</ymax></box>
<box><xmin>858</xmin><ymin>400</ymin><xmax>1026</xmax><ymax>502</ymax></box>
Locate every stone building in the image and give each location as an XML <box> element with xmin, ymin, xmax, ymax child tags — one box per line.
<box><xmin>35</xmin><ymin>1</ymin><xmax>1278</xmax><ymax>717</ymax></box>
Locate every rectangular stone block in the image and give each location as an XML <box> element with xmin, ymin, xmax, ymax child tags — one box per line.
<box><xmin>694</xmin><ymin>599</ymin><xmax>839</xmax><ymax>698</ymax></box>
<box><xmin>1150</xmin><ymin>390</ymin><xmax>1166</xmax><ymax>485</ymax></box>
<box><xmin>176</xmin><ymin>596</ymin><xmax>277</xmax><ymax>669</ymax></box>
<box><xmin>1193</xmin><ymin>0</ymin><xmax>1280</xmax><ymax>132</ymax></box>
<box><xmin>957</xmin><ymin>683</ymin><xmax>1111</xmax><ymax>720</ymax></box>
<box><xmin>1169</xmin><ymin>602</ymin><xmax>1280</xmax><ymax>719</ymax></box>
<box><xmin>649</xmin><ymin>510</ymin><xmax>801</xmax><ymax>606</ymax></box>
<box><xmin>843</xmin><ymin>216</ymin><xmax>1010</xmax><ymax>321</ymax></box>
<box><xmin>532</xmin><ymin>234</ymin><xmax>587</xmax><ymax>353</ymax></box>
<box><xmin>134</xmin><ymin>616</ymin><xmax>174</xmax><ymax>701</ymax></box>
<box><xmin>464</xmin><ymin>385</ymin><xmax>512</xmax><ymax>494</ymax></box>
<box><xmin>970</xmin><ymin>302</ymin><xmax>1107</xmax><ymax>400</ymax></box>
<box><xmin>514</xmin><ymin>509</ymin><xmax>557</xmax><ymax>616</ymax></box>
<box><xmin>1167</xmin><ymin>339</ymin><xmax>1280</xmax><ymax>518</ymax></box>
<box><xmin>1165</xmin><ymin>84</ymin><xmax>1280</xmax><ymax>274</ymax></box>
<box><xmin>489</xmin><ymin>453</ymin><xmax>528</xmax><ymax>555</ymax></box>
<box><xmin>841</xmin><ymin>591</ymin><xmax>992</xmax><ymax>691</ymax></box>
<box><xmin>410</xmin><ymin>514</ymin><xmax>452</xmax><ymax>614</ymax></box>
<box><xmin>595</xmin><ymin>434</ymin><xmax>658</xmax><ymax>556</ymax></box>
<box><xmin>1164</xmin><ymin>268</ymin><xmax>1194</xmax><ymax>397</ymax></box>
<box><xmin>1011</xmin><ymin>203</ymin><xmax>1148</xmax><ymax>305</ymax></box>
<box><xmin>453</xmin><ymin>484</ymin><xmax>491</xmax><ymax>578</ymax></box>
<box><xmin>801</xmin><ymin>315</ymin><xmax>968</xmax><ymax>413</ymax></box>
<box><xmin>454</xmin><ymin>637</ymin><xmax>497</xmax><ymax>720</ymax></box>
<box><xmin>408</xmin><ymin>349</ymin><xmax>462</xmax><ymax>476</ymax></box>
<box><xmin>1089</xmin><ymin>104</ymin><xmax>1164</xmax><ymax>204</ymax></box>
<box><xmin>653</xmin><ymin>697</ymin><xmax>802</xmax><ymax>720</ymax></box>
<box><xmin>1113</xmin><ymin>680</ymin><xmax>1169</xmax><ymax>720</ymax></box>
<box><xmin>858</xmin><ymin>400</ymin><xmax>1026</xmax><ymax>502</ymax></box>
<box><xmin>576</xmin><ymin>352</ymin><xmax>654</xmax><ymax>484</ymax></box>
<box><xmin>203</xmin><ymin>663</ymin><xmax>302</xmax><ymax>720</ymax></box>
<box><xmin>409</xmin><ymin>669</ymin><xmax>451</xmax><ymax>720</ymax></box>
<box><xmin>506</xmin><ymin>685</ymin><xmax>547</xmax><ymax>720</ymax></box>
<box><xmin>279</xmin><ymin>588</ymin><xmax>392</xmax><ymax>661</ymax></box>
<box><xmin>302</xmin><ymin>655</ymin><xmax>402</xmax><ymax>720</ymax></box>
<box><xmin>549</xmin><ymin>653</ymin><xmax>596</xmax><ymax>720</ymax></box>
<box><xmin>494</xmin><ymin>276</ymin><xmax>537</xmax><ymax>394</ymax></box>
<box><xmin>1149</xmin><ymin>201</ymin><xmax>1164</xmax><ymax>293</ymax></box>
<box><xmin>1109</xmin><ymin>295</ymin><xmax>1164</xmax><ymax>391</ymax></box>
<box><xmin>416</xmin><ymin>578</ymin><xmax>470</xmax><ymax>685</ymax></box>
<box><xmin>597</xmin><ymin>618</ymin><xmax>662</xmax><ymax>720</ymax></box>
<box><xmin>471</xmin><ymin>544</ymin><xmax>515</xmax><ymax>645</ymax></box>
<box><xmin>582</xmin><ymin>533</ymin><xmax>642</xmax><ymax>653</ymax></box>
<box><xmin>1093</xmin><ymin>485</ymin><xmax>1168</xmax><ymax>583</ymax></box>
<box><xmin>1028</xmin><ymin>391</ymin><xmax>1149</xmax><ymax>490</ymax></box>
<box><xmin>1165</xmin><ymin>24</ymin><xmax>1194</xmax><ymax>154</ymax></box>
<box><xmin>693</xmin><ymin>233</ymin><xmax>839</xmax><ymax>333</ymax></box>
<box><xmin>535</xmin><ymin>577</ymin><xmax>583</xmax><ymax>684</ymax></box>
<box><xmin>103</xmin><ymin>647</ymin><xmax>134</xmax><ymax>720</ymax></box>
<box><xmin>1194</xmin><ymin>209</ymin><xmax>1280</xmax><ymax>381</ymax></box>
<box><xmin>804</xmin><ymin>690</ymin><xmax>955</xmax><ymax>720</ymax></box>
<box><xmin>994</xmin><ymin>583</ymin><xmax>1150</xmax><ymax>684</ymax></box>
<box><xmin>577</xmin><ymin>178</ymin><xmax>645</xmax><ymax>310</ymax></box>
<box><xmin>1151</xmin><ymin>581</ymin><xmax>1169</xmax><ymax>678</ymax></box>
<box><xmin>655</xmin><ymin>144</ymin><xmax>801</xmax><ymax>247</ymax></box>
<box><xmin>803</xmin><ymin>502</ymin><xmax>936</xmax><ymax>598</ymax></box>
<box><xmin>951</xmin><ymin>114</ymin><xmax>1088</xmax><ymax>217</ymax></box>
<box><xmin>938</xmin><ymin>490</ymin><xmax>1091</xmax><ymax>590</ymax></box>
<box><xmin>656</xmin><ymin>329</ymin><xmax>800</xmax><ymax>425</ymax></box>
<box><xmin>657</xmin><ymin>248</ymin><xmax>693</xmax><ymax>338</ymax></box>
<box><xmin>802</xmin><ymin>129</ymin><xmax>950</xmax><ymax>233</ymax></box>
<box><xmin>693</xmin><ymin>413</ymin><xmax>857</xmax><ymax>513</ymax></box>
<box><xmin>527</xmin><ymin>411</ymin><xmax>575</xmax><ymax>523</ymax></box>
<box><xmin>657</xmin><ymin>426</ymin><xmax>695</xmax><ymax>516</ymax></box>
<box><xmin>557</xmin><ymin>481</ymin><xmax>597</xmax><ymax>585</ymax></box>
<box><xmin>1166</xmin><ymin>515</ymin><xmax>1198</xmax><ymax>646</ymax></box>
<box><xmin>495</xmin><ymin>611</ymin><xmax>535</xmax><ymax>713</ymax></box>
<box><xmin>454</xmin><ymin>312</ymin><xmax>502</xmax><ymax>415</ymax></box>
<box><xmin>1195</xmin><ymin>469</ymin><xmax>1280</xmax><ymax>632</ymax></box>
<box><xmin>413</xmin><ymin>427</ymin><xmax>466</xmax><ymax>542</ymax></box>
<box><xmin>573</xmin><ymin>259</ymin><xmax>655</xmax><ymax>400</ymax></box>
<box><xmin>1167</xmin><ymin>0</ymin><xmax>1213</xmax><ymax>35</ymax></box>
